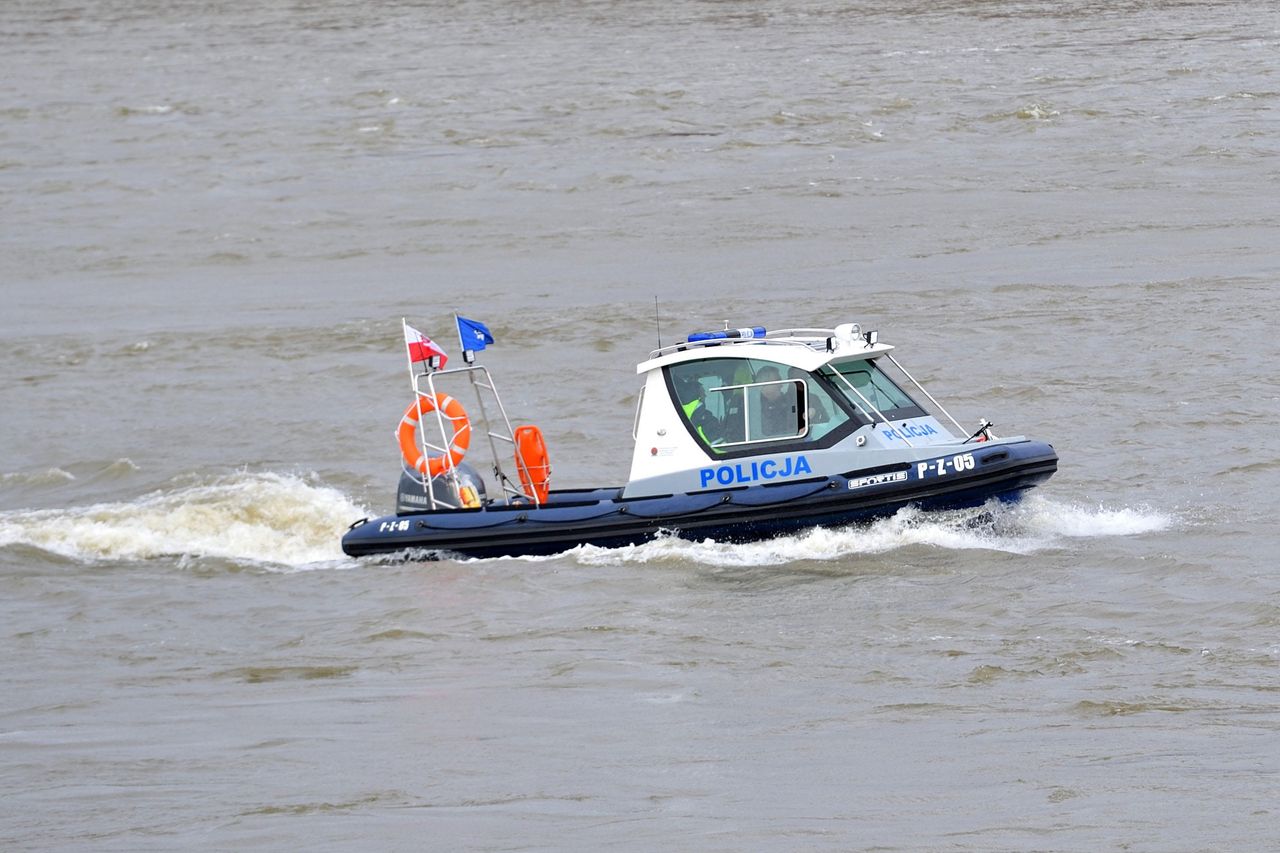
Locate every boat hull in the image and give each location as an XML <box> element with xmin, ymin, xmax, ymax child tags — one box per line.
<box><xmin>342</xmin><ymin>440</ymin><xmax>1058</xmax><ymax>560</ymax></box>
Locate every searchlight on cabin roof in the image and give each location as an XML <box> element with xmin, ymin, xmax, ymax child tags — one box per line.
<box><xmin>823</xmin><ymin>323</ymin><xmax>879</xmax><ymax>352</ymax></box>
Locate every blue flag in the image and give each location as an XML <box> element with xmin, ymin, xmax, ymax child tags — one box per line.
<box><xmin>456</xmin><ymin>315</ymin><xmax>495</xmax><ymax>352</ymax></box>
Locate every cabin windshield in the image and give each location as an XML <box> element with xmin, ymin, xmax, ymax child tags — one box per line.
<box><xmin>821</xmin><ymin>359</ymin><xmax>928</xmax><ymax>422</ymax></box>
<box><xmin>665</xmin><ymin>357</ymin><xmax>851</xmax><ymax>453</ymax></box>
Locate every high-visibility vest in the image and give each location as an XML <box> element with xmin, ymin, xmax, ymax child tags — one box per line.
<box><xmin>682</xmin><ymin>399</ymin><xmax>710</xmax><ymax>443</ymax></box>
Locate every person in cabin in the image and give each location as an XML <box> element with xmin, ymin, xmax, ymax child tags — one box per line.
<box><xmin>675</xmin><ymin>373</ymin><xmax>723</xmax><ymax>445</ymax></box>
<box><xmin>789</xmin><ymin>367</ymin><xmax>830</xmax><ymax>425</ymax></box>
<box><xmin>754</xmin><ymin>366</ymin><xmax>799</xmax><ymax>437</ymax></box>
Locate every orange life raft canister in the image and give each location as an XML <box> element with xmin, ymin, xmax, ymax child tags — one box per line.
<box><xmin>398</xmin><ymin>394</ymin><xmax>471</xmax><ymax>478</ymax></box>
<box><xmin>513</xmin><ymin>424</ymin><xmax>551</xmax><ymax>504</ymax></box>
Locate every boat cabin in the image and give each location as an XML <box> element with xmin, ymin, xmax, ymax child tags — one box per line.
<box><xmin>623</xmin><ymin>324</ymin><xmax>985</xmax><ymax>498</ymax></box>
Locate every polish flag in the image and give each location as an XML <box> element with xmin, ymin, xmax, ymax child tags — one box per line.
<box><xmin>404</xmin><ymin>323</ymin><xmax>448</xmax><ymax>368</ymax></box>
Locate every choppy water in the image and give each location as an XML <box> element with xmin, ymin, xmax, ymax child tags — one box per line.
<box><xmin>3</xmin><ymin>1</ymin><xmax>1279</xmax><ymax>850</ymax></box>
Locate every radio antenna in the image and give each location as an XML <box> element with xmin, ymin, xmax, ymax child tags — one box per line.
<box><xmin>654</xmin><ymin>296</ymin><xmax>662</xmax><ymax>348</ymax></box>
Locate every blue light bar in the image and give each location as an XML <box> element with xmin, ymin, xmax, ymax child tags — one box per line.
<box><xmin>686</xmin><ymin>326</ymin><xmax>767</xmax><ymax>343</ymax></box>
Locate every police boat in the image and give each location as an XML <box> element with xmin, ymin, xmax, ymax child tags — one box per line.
<box><xmin>341</xmin><ymin>322</ymin><xmax>1058</xmax><ymax>560</ymax></box>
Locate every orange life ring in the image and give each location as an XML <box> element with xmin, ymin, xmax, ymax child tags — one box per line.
<box><xmin>397</xmin><ymin>394</ymin><xmax>471</xmax><ymax>477</ymax></box>
<box><xmin>513</xmin><ymin>424</ymin><xmax>551</xmax><ymax>504</ymax></box>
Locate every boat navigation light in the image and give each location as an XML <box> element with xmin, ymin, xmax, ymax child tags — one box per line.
<box><xmin>864</xmin><ymin>329</ymin><xmax>879</xmax><ymax>345</ymax></box>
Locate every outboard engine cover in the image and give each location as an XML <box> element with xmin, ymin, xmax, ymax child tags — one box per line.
<box><xmin>396</xmin><ymin>462</ymin><xmax>488</xmax><ymax>515</ymax></box>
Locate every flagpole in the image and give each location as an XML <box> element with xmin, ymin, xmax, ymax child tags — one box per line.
<box><xmin>401</xmin><ymin>317</ymin><xmax>427</xmax><ymax>496</ymax></box>
<box><xmin>456</xmin><ymin>312</ymin><xmax>475</xmax><ymax>364</ymax></box>
<box><xmin>402</xmin><ymin>317</ymin><xmax>422</xmax><ymax>393</ymax></box>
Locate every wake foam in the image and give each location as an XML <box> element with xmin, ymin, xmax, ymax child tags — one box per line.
<box><xmin>569</xmin><ymin>496</ymin><xmax>1172</xmax><ymax>567</ymax></box>
<box><xmin>2</xmin><ymin>483</ymin><xmax>1170</xmax><ymax>571</ymax></box>
<box><xmin>0</xmin><ymin>472</ymin><xmax>367</xmax><ymax>568</ymax></box>
<box><xmin>1029</xmin><ymin>500</ymin><xmax>1170</xmax><ymax>538</ymax></box>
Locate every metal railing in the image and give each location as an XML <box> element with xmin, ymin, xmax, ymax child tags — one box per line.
<box><xmin>409</xmin><ymin>364</ymin><xmax>539</xmax><ymax>511</ymax></box>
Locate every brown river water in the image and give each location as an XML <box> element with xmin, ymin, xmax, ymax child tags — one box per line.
<box><xmin>2</xmin><ymin>1</ymin><xmax>1278</xmax><ymax>850</ymax></box>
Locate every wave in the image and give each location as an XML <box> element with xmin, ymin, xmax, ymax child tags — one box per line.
<box><xmin>0</xmin><ymin>472</ymin><xmax>367</xmax><ymax>569</ymax></box>
<box><xmin>566</xmin><ymin>496</ymin><xmax>1172</xmax><ymax>568</ymax></box>
<box><xmin>1</xmin><ymin>458</ymin><xmax>140</xmax><ymax>490</ymax></box>
<box><xmin>0</xmin><ymin>468</ymin><xmax>76</xmax><ymax>487</ymax></box>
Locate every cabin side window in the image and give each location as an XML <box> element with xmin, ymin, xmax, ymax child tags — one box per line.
<box><xmin>822</xmin><ymin>359</ymin><xmax>928</xmax><ymax>422</ymax></box>
<box><xmin>665</xmin><ymin>357</ymin><xmax>851</xmax><ymax>452</ymax></box>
